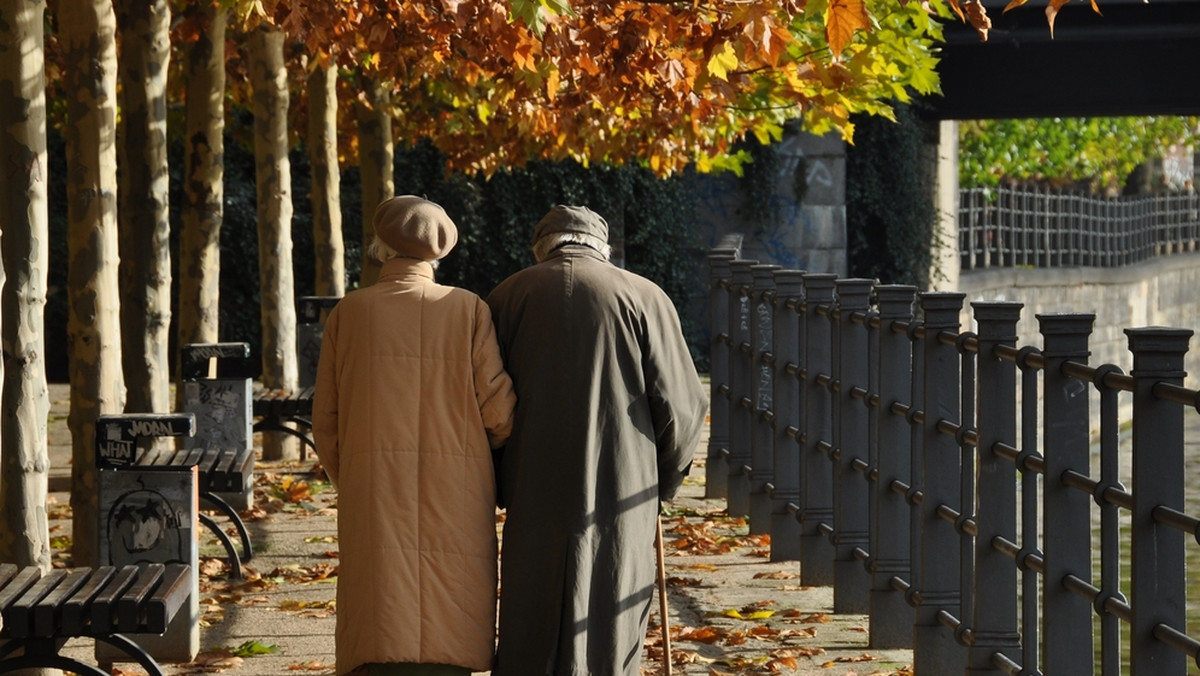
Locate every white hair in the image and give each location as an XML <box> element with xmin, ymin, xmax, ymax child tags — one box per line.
<box><xmin>366</xmin><ymin>236</ymin><xmax>398</xmax><ymax>263</ymax></box>
<box><xmin>366</xmin><ymin>236</ymin><xmax>438</xmax><ymax>269</ymax></box>
<box><xmin>532</xmin><ymin>232</ymin><xmax>612</xmax><ymax>263</ymax></box>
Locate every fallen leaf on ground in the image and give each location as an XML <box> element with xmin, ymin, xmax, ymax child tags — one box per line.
<box><xmin>190</xmin><ymin>651</ymin><xmax>244</xmax><ymax>670</ymax></box>
<box><xmin>753</xmin><ymin>569</ymin><xmax>800</xmax><ymax>579</ymax></box>
<box><xmin>822</xmin><ymin>653</ymin><xmax>879</xmax><ymax>666</ymax></box>
<box><xmin>289</xmin><ymin>660</ymin><xmax>334</xmax><ymax>671</ymax></box>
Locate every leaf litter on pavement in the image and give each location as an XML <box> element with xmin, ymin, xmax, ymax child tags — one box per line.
<box><xmin>642</xmin><ymin>481</ymin><xmax>913</xmax><ymax>676</ymax></box>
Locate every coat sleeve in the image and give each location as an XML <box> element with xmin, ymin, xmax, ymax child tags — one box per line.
<box><xmin>473</xmin><ymin>299</ymin><xmax>517</xmax><ymax>450</ymax></box>
<box><xmin>312</xmin><ymin>309</ymin><xmax>341</xmax><ymax>487</ymax></box>
<box><xmin>643</xmin><ymin>290</ymin><xmax>709</xmax><ymax>503</ymax></box>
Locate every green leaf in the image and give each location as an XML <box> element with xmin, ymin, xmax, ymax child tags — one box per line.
<box><xmin>225</xmin><ymin>640</ymin><xmax>281</xmax><ymax>658</ymax></box>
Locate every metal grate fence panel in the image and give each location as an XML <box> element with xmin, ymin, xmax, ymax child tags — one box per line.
<box><xmin>959</xmin><ymin>186</ymin><xmax>1200</xmax><ymax>271</ymax></box>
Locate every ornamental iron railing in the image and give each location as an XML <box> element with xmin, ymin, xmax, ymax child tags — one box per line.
<box><xmin>707</xmin><ymin>246</ymin><xmax>1200</xmax><ymax>675</ymax></box>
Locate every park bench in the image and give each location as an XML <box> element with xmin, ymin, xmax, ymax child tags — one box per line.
<box><xmin>297</xmin><ymin>295</ymin><xmax>340</xmax><ymax>389</ymax></box>
<box><xmin>252</xmin><ymin>385</ymin><xmax>316</xmax><ymax>460</ymax></box>
<box><xmin>97</xmin><ymin>412</ymin><xmax>254</xmax><ymax>579</ymax></box>
<box><xmin>0</xmin><ymin>562</ymin><xmax>191</xmax><ymax>676</ymax></box>
<box><xmin>250</xmin><ymin>296</ymin><xmax>338</xmax><ymax>461</ymax></box>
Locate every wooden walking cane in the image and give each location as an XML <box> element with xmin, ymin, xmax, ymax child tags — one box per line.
<box><xmin>655</xmin><ymin>515</ymin><xmax>672</xmax><ymax>675</ymax></box>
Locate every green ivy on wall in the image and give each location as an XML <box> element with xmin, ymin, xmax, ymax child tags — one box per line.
<box><xmin>845</xmin><ymin>103</ymin><xmax>937</xmax><ymax>289</ymax></box>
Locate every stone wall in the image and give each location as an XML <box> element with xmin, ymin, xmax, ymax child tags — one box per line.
<box><xmin>957</xmin><ymin>252</ymin><xmax>1200</xmax><ymax>385</ymax></box>
<box><xmin>692</xmin><ymin>130</ymin><xmax>847</xmax><ymax>275</ymax></box>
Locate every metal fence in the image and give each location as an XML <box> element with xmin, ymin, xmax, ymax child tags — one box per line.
<box><xmin>959</xmin><ymin>185</ymin><xmax>1200</xmax><ymax>270</ymax></box>
<box><xmin>707</xmin><ymin>247</ymin><xmax>1200</xmax><ymax>675</ymax></box>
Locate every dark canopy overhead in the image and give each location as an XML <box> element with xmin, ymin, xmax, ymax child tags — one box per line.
<box><xmin>923</xmin><ymin>0</ymin><xmax>1200</xmax><ymax>119</ymax></box>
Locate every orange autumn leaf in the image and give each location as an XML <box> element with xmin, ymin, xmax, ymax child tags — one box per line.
<box><xmin>676</xmin><ymin>625</ymin><xmax>726</xmax><ymax>644</ymax></box>
<box><xmin>965</xmin><ymin>0</ymin><xmax>993</xmax><ymax>40</ymax></box>
<box><xmin>826</xmin><ymin>0</ymin><xmax>871</xmax><ymax>56</ymax></box>
<box><xmin>1045</xmin><ymin>0</ymin><xmax>1073</xmax><ymax>36</ymax></box>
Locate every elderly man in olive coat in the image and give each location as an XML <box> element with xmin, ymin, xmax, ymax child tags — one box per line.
<box><xmin>487</xmin><ymin>205</ymin><xmax>708</xmax><ymax>676</ymax></box>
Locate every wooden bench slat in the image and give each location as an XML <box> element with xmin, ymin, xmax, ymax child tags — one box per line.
<box><xmin>143</xmin><ymin>563</ymin><xmax>192</xmax><ymax>635</ymax></box>
<box><xmin>61</xmin><ymin>565</ymin><xmax>117</xmax><ymax>635</ymax></box>
<box><xmin>32</xmin><ymin>567</ymin><xmax>92</xmax><ymax>637</ymax></box>
<box><xmin>214</xmin><ymin>449</ymin><xmax>241</xmax><ymax>491</ymax></box>
<box><xmin>198</xmin><ymin>450</ymin><xmax>222</xmax><ymax>484</ymax></box>
<box><xmin>0</xmin><ymin>562</ymin><xmax>19</xmax><ymax>588</ymax></box>
<box><xmin>89</xmin><ymin>565</ymin><xmax>140</xmax><ymax>635</ymax></box>
<box><xmin>228</xmin><ymin>448</ymin><xmax>254</xmax><ymax>492</ymax></box>
<box><xmin>5</xmin><ymin>569</ymin><xmax>67</xmax><ymax>638</ymax></box>
<box><xmin>117</xmin><ymin>563</ymin><xmax>165</xmax><ymax>633</ymax></box>
<box><xmin>140</xmin><ymin>447</ymin><xmax>173</xmax><ymax>466</ymax></box>
<box><xmin>0</xmin><ymin>566</ymin><xmax>43</xmax><ymax>615</ymax></box>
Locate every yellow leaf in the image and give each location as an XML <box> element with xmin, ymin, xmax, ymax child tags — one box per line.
<box><xmin>826</xmin><ymin>0</ymin><xmax>871</xmax><ymax>56</ymax></box>
<box><xmin>705</xmin><ymin>42</ymin><xmax>738</xmax><ymax>81</ymax></box>
<box><xmin>477</xmin><ymin>100</ymin><xmax>492</xmax><ymax>123</ymax></box>
<box><xmin>546</xmin><ymin>68</ymin><xmax>560</xmax><ymax>99</ymax></box>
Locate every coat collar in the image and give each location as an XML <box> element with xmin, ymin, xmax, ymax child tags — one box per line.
<box><xmin>542</xmin><ymin>244</ymin><xmax>609</xmax><ymax>263</ymax></box>
<box><xmin>377</xmin><ymin>257</ymin><xmax>436</xmax><ymax>282</ymax></box>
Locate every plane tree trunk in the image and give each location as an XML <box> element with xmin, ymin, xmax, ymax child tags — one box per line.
<box><xmin>355</xmin><ymin>76</ymin><xmax>393</xmax><ymax>287</ymax></box>
<box><xmin>59</xmin><ymin>0</ymin><xmax>125</xmax><ymax>567</ymax></box>
<box><xmin>0</xmin><ymin>0</ymin><xmax>52</xmax><ymax>574</ymax></box>
<box><xmin>309</xmin><ymin>63</ymin><xmax>345</xmax><ymax>297</ymax></box>
<box><xmin>116</xmin><ymin>0</ymin><xmax>171</xmax><ymax>414</ymax></box>
<box><xmin>249</xmin><ymin>26</ymin><xmax>299</xmax><ymax>461</ymax></box>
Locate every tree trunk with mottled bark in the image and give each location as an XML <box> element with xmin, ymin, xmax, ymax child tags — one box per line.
<box><xmin>309</xmin><ymin>63</ymin><xmax>345</xmax><ymax>297</ymax></box>
<box><xmin>116</xmin><ymin>0</ymin><xmax>171</xmax><ymax>415</ymax></box>
<box><xmin>0</xmin><ymin>0</ymin><xmax>52</xmax><ymax>575</ymax></box>
<box><xmin>249</xmin><ymin>26</ymin><xmax>299</xmax><ymax>461</ymax></box>
<box><xmin>176</xmin><ymin>4</ymin><xmax>226</xmax><ymax>401</ymax></box>
<box><xmin>355</xmin><ymin>76</ymin><xmax>394</xmax><ymax>287</ymax></box>
<box><xmin>60</xmin><ymin>0</ymin><xmax>125</xmax><ymax>568</ymax></box>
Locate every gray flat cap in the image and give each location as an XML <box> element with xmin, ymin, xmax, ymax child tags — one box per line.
<box><xmin>531</xmin><ymin>205</ymin><xmax>609</xmax><ymax>244</ymax></box>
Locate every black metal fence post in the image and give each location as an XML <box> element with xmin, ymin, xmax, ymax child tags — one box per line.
<box><xmin>706</xmin><ymin>251</ymin><xmax>737</xmax><ymax>500</ymax></box>
<box><xmin>832</xmin><ymin>279</ymin><xmax>873</xmax><ymax>613</ymax></box>
<box><xmin>727</xmin><ymin>259</ymin><xmax>757</xmax><ymax>517</ymax></box>
<box><xmin>1126</xmin><ymin>327</ymin><xmax>1192</xmax><ymax>675</ymax></box>
<box><xmin>749</xmin><ymin>264</ymin><xmax>782</xmax><ymax>534</ymax></box>
<box><xmin>968</xmin><ymin>301</ymin><xmax>1024</xmax><ymax>674</ymax></box>
<box><xmin>868</xmin><ymin>285</ymin><xmax>917</xmax><ymax>648</ymax></box>
<box><xmin>799</xmin><ymin>273</ymin><xmax>837</xmax><ymax>587</ymax></box>
<box><xmin>1039</xmin><ymin>313</ymin><xmax>1096</xmax><ymax>674</ymax></box>
<box><xmin>913</xmin><ymin>292</ymin><xmax>967</xmax><ymax>675</ymax></box>
<box><xmin>771</xmin><ymin>270</ymin><xmax>805</xmax><ymax>562</ymax></box>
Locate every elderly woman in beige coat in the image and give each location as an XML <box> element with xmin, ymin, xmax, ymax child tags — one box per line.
<box><xmin>313</xmin><ymin>196</ymin><xmax>516</xmax><ymax>676</ymax></box>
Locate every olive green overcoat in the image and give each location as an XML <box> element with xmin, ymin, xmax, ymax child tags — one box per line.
<box><xmin>487</xmin><ymin>245</ymin><xmax>708</xmax><ymax>676</ymax></box>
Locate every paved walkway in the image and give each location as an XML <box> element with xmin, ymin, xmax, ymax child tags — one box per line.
<box><xmin>43</xmin><ymin>383</ymin><xmax>912</xmax><ymax>676</ymax></box>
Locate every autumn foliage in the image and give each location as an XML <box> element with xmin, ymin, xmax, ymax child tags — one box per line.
<box><xmin>229</xmin><ymin>0</ymin><xmax>943</xmax><ymax>176</ymax></box>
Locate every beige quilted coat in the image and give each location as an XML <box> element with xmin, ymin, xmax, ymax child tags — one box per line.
<box><xmin>312</xmin><ymin>258</ymin><xmax>516</xmax><ymax>674</ymax></box>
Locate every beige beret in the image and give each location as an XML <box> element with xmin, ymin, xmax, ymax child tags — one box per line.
<box><xmin>373</xmin><ymin>196</ymin><xmax>459</xmax><ymax>261</ymax></box>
